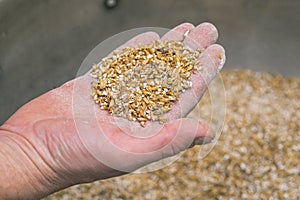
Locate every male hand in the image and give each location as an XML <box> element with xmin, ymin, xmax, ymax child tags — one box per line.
<box><xmin>0</xmin><ymin>22</ymin><xmax>225</xmax><ymax>199</ymax></box>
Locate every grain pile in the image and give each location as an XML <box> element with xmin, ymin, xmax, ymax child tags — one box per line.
<box><xmin>90</xmin><ymin>40</ymin><xmax>202</xmax><ymax>126</ymax></box>
<box><xmin>45</xmin><ymin>70</ymin><xmax>300</xmax><ymax>200</ymax></box>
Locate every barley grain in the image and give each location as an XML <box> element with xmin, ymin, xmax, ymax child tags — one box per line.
<box><xmin>90</xmin><ymin>40</ymin><xmax>202</xmax><ymax>127</ymax></box>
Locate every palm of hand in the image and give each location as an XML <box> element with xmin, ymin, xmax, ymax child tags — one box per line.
<box><xmin>2</xmin><ymin>22</ymin><xmax>225</xmax><ymax>185</ymax></box>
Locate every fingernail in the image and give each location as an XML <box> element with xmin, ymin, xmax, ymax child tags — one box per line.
<box><xmin>194</xmin><ymin>136</ymin><xmax>215</xmax><ymax>145</ymax></box>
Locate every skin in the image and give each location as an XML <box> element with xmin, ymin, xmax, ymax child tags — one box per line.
<box><xmin>0</xmin><ymin>22</ymin><xmax>225</xmax><ymax>200</ymax></box>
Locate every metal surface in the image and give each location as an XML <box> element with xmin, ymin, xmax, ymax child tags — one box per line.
<box><xmin>0</xmin><ymin>0</ymin><xmax>300</xmax><ymax>124</ymax></box>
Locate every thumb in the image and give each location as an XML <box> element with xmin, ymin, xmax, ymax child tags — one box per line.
<box><xmin>79</xmin><ymin>118</ymin><xmax>215</xmax><ymax>173</ymax></box>
<box><xmin>147</xmin><ymin>118</ymin><xmax>215</xmax><ymax>161</ymax></box>
<box><xmin>118</xmin><ymin>118</ymin><xmax>215</xmax><ymax>172</ymax></box>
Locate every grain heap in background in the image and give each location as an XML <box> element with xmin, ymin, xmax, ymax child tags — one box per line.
<box><xmin>46</xmin><ymin>70</ymin><xmax>300</xmax><ymax>200</ymax></box>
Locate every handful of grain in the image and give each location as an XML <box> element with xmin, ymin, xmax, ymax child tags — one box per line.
<box><xmin>90</xmin><ymin>40</ymin><xmax>202</xmax><ymax>127</ymax></box>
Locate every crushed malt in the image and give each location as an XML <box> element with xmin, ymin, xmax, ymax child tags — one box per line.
<box><xmin>90</xmin><ymin>40</ymin><xmax>202</xmax><ymax>126</ymax></box>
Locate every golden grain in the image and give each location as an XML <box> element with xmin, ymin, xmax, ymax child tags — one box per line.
<box><xmin>90</xmin><ymin>40</ymin><xmax>202</xmax><ymax>127</ymax></box>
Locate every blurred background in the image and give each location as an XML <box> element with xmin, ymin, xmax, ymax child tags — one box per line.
<box><xmin>0</xmin><ymin>0</ymin><xmax>299</xmax><ymax>124</ymax></box>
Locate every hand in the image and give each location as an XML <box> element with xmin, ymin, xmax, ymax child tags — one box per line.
<box><xmin>0</xmin><ymin>22</ymin><xmax>225</xmax><ymax>199</ymax></box>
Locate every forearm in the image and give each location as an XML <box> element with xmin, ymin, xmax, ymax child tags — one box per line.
<box><xmin>0</xmin><ymin>129</ymin><xmax>61</xmax><ymax>200</ymax></box>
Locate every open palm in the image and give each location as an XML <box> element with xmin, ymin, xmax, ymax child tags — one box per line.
<box><xmin>1</xmin><ymin>22</ymin><xmax>225</xmax><ymax>189</ymax></box>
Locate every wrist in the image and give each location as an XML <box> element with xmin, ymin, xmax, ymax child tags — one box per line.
<box><xmin>0</xmin><ymin>129</ymin><xmax>63</xmax><ymax>200</ymax></box>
